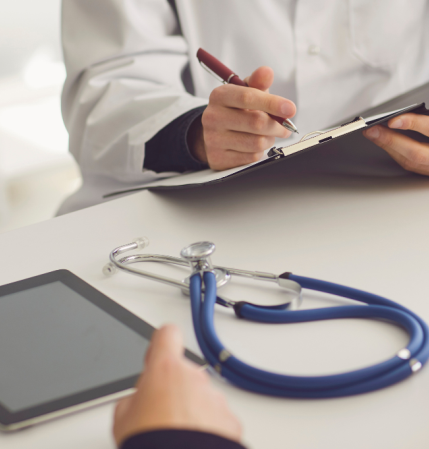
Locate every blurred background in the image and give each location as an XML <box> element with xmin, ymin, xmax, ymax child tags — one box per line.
<box><xmin>0</xmin><ymin>0</ymin><xmax>81</xmax><ymax>233</ymax></box>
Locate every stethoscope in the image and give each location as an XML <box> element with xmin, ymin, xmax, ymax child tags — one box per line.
<box><xmin>104</xmin><ymin>238</ymin><xmax>429</xmax><ymax>398</ymax></box>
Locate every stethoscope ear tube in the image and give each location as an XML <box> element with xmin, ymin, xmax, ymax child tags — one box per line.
<box><xmin>189</xmin><ymin>272</ymin><xmax>429</xmax><ymax>398</ymax></box>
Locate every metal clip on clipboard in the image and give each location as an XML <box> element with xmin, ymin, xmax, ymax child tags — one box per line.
<box><xmin>267</xmin><ymin>116</ymin><xmax>367</xmax><ymax>159</ymax></box>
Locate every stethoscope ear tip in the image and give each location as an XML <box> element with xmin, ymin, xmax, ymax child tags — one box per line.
<box><xmin>133</xmin><ymin>237</ymin><xmax>150</xmax><ymax>250</ymax></box>
<box><xmin>102</xmin><ymin>262</ymin><xmax>117</xmax><ymax>277</ymax></box>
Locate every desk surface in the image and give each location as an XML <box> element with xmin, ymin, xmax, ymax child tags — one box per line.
<box><xmin>1</xmin><ymin>163</ymin><xmax>429</xmax><ymax>449</ymax></box>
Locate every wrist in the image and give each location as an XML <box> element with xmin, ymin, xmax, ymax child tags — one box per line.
<box><xmin>121</xmin><ymin>429</ymin><xmax>247</xmax><ymax>449</ymax></box>
<box><xmin>187</xmin><ymin>115</ymin><xmax>208</xmax><ymax>164</ymax></box>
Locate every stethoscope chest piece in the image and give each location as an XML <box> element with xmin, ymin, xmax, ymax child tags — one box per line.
<box><xmin>180</xmin><ymin>241</ymin><xmax>302</xmax><ymax>311</ymax></box>
<box><xmin>181</xmin><ymin>241</ymin><xmax>216</xmax><ymax>261</ymax></box>
<box><xmin>181</xmin><ymin>241</ymin><xmax>216</xmax><ymax>272</ymax></box>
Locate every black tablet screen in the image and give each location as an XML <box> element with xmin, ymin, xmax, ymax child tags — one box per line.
<box><xmin>0</xmin><ymin>281</ymin><xmax>149</xmax><ymax>412</ymax></box>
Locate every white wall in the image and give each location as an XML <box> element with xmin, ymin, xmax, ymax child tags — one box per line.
<box><xmin>0</xmin><ymin>0</ymin><xmax>81</xmax><ymax>232</ymax></box>
<box><xmin>0</xmin><ymin>1</ymin><xmax>62</xmax><ymax>78</ymax></box>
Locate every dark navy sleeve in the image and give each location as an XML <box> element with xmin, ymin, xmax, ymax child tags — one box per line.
<box><xmin>120</xmin><ymin>429</ymin><xmax>247</xmax><ymax>449</ymax></box>
<box><xmin>143</xmin><ymin>106</ymin><xmax>208</xmax><ymax>173</ymax></box>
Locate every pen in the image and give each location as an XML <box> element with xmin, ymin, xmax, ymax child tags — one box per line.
<box><xmin>196</xmin><ymin>48</ymin><xmax>298</xmax><ymax>134</ymax></box>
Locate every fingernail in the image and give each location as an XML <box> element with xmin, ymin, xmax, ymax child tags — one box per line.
<box><xmin>389</xmin><ymin>118</ymin><xmax>403</xmax><ymax>129</ymax></box>
<box><xmin>280</xmin><ymin>102</ymin><xmax>294</xmax><ymax>117</ymax></box>
<box><xmin>365</xmin><ymin>127</ymin><xmax>380</xmax><ymax>140</ymax></box>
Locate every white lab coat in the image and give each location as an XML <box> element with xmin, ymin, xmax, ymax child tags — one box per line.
<box><xmin>59</xmin><ymin>0</ymin><xmax>429</xmax><ymax>214</ymax></box>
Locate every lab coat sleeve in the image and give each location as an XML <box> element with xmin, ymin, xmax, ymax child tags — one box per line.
<box><xmin>61</xmin><ymin>0</ymin><xmax>208</xmax><ymax>184</ymax></box>
<box><xmin>144</xmin><ymin>105</ymin><xmax>208</xmax><ymax>173</ymax></box>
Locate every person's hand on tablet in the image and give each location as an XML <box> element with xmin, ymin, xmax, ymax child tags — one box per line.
<box><xmin>113</xmin><ymin>324</ymin><xmax>242</xmax><ymax>447</ymax></box>
<box><xmin>363</xmin><ymin>113</ymin><xmax>429</xmax><ymax>175</ymax></box>
<box><xmin>188</xmin><ymin>66</ymin><xmax>296</xmax><ymax>170</ymax></box>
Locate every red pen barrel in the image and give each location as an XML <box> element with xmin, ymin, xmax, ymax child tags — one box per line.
<box><xmin>197</xmin><ymin>48</ymin><xmax>244</xmax><ymax>85</ymax></box>
<box><xmin>227</xmin><ymin>75</ymin><xmax>247</xmax><ymax>87</ymax></box>
<box><xmin>268</xmin><ymin>114</ymin><xmax>287</xmax><ymax>127</ymax></box>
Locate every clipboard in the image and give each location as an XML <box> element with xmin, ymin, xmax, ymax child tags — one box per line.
<box><xmin>105</xmin><ymin>101</ymin><xmax>429</xmax><ymax>198</ymax></box>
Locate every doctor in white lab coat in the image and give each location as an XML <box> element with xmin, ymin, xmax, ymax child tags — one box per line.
<box><xmin>59</xmin><ymin>0</ymin><xmax>429</xmax><ymax>213</ymax></box>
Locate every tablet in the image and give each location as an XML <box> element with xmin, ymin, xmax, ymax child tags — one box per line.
<box><xmin>0</xmin><ymin>270</ymin><xmax>204</xmax><ymax>432</ymax></box>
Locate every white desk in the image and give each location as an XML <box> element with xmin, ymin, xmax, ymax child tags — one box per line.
<box><xmin>1</xmin><ymin>163</ymin><xmax>429</xmax><ymax>449</ymax></box>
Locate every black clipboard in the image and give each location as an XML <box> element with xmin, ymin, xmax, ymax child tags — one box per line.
<box><xmin>105</xmin><ymin>91</ymin><xmax>429</xmax><ymax>198</ymax></box>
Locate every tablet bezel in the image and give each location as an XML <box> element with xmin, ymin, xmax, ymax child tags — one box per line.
<box><xmin>0</xmin><ymin>269</ymin><xmax>204</xmax><ymax>432</ymax></box>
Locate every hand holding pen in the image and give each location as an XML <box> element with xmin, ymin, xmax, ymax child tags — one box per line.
<box><xmin>187</xmin><ymin>48</ymin><xmax>297</xmax><ymax>170</ymax></box>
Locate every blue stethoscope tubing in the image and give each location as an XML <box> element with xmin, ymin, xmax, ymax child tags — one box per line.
<box><xmin>189</xmin><ymin>272</ymin><xmax>429</xmax><ymax>398</ymax></box>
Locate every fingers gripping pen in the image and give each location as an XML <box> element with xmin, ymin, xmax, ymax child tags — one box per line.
<box><xmin>197</xmin><ymin>48</ymin><xmax>298</xmax><ymax>134</ymax></box>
